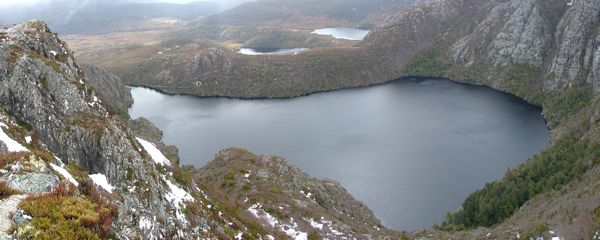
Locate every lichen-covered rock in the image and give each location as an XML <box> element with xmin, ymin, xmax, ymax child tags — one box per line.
<box><xmin>6</xmin><ymin>173</ymin><xmax>58</xmax><ymax>193</ymax></box>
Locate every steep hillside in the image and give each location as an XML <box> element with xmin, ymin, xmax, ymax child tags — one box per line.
<box><xmin>0</xmin><ymin>20</ymin><xmax>231</xmax><ymax>239</ymax></box>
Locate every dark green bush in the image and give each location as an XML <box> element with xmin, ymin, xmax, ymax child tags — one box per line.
<box><xmin>441</xmin><ymin>131</ymin><xmax>600</xmax><ymax>229</ymax></box>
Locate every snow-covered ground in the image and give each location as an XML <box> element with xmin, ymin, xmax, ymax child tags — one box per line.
<box><xmin>247</xmin><ymin>203</ymin><xmax>308</xmax><ymax>240</ymax></box>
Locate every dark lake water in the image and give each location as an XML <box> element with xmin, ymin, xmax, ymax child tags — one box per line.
<box><xmin>129</xmin><ymin>78</ymin><xmax>549</xmax><ymax>230</ymax></box>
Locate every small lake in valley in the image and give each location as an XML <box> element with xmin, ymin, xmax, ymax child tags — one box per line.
<box><xmin>237</xmin><ymin>48</ymin><xmax>308</xmax><ymax>55</ymax></box>
<box><xmin>129</xmin><ymin>78</ymin><xmax>549</xmax><ymax>230</ymax></box>
<box><xmin>312</xmin><ymin>27</ymin><xmax>370</xmax><ymax>40</ymax></box>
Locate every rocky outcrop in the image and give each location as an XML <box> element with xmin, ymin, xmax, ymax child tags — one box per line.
<box><xmin>195</xmin><ymin>148</ymin><xmax>395</xmax><ymax>239</ymax></box>
<box><xmin>82</xmin><ymin>64</ymin><xmax>133</xmax><ymax>119</ymax></box>
<box><xmin>547</xmin><ymin>0</ymin><xmax>600</xmax><ymax>90</ymax></box>
<box><xmin>451</xmin><ymin>0</ymin><xmax>554</xmax><ymax>66</ymax></box>
<box><xmin>129</xmin><ymin>117</ymin><xmax>179</xmax><ymax>165</ymax></box>
<box><xmin>0</xmin><ymin>21</ymin><xmax>218</xmax><ymax>239</ymax></box>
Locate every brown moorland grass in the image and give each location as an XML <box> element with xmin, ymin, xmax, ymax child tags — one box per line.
<box><xmin>0</xmin><ymin>152</ymin><xmax>31</xmax><ymax>169</ymax></box>
<box><xmin>0</xmin><ymin>182</ymin><xmax>19</xmax><ymax>200</ymax></box>
<box><xmin>17</xmin><ymin>183</ymin><xmax>115</xmax><ymax>239</ymax></box>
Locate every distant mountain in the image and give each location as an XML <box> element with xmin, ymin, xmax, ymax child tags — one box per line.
<box><xmin>0</xmin><ymin>0</ymin><xmax>220</xmax><ymax>34</ymax></box>
<box><xmin>201</xmin><ymin>0</ymin><xmax>423</xmax><ymax>28</ymax></box>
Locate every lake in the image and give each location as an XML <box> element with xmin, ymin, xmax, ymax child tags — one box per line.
<box><xmin>238</xmin><ymin>48</ymin><xmax>308</xmax><ymax>55</ymax></box>
<box><xmin>312</xmin><ymin>27</ymin><xmax>369</xmax><ymax>40</ymax></box>
<box><xmin>129</xmin><ymin>78</ymin><xmax>549</xmax><ymax>230</ymax></box>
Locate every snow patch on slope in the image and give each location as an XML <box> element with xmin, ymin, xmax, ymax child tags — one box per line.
<box><xmin>49</xmin><ymin>163</ymin><xmax>79</xmax><ymax>187</ymax></box>
<box><xmin>0</xmin><ymin>123</ymin><xmax>29</xmax><ymax>152</ymax></box>
<box><xmin>89</xmin><ymin>173</ymin><xmax>114</xmax><ymax>193</ymax></box>
<box><xmin>136</xmin><ymin>138</ymin><xmax>171</xmax><ymax>166</ymax></box>
<box><xmin>248</xmin><ymin>203</ymin><xmax>308</xmax><ymax>240</ymax></box>
<box><xmin>162</xmin><ymin>176</ymin><xmax>194</xmax><ymax>224</ymax></box>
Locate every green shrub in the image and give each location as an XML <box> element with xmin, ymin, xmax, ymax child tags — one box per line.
<box><xmin>545</xmin><ymin>88</ymin><xmax>593</xmax><ymax>126</ymax></box>
<box><xmin>593</xmin><ymin>205</ymin><xmax>600</xmax><ymax>225</ymax></box>
<box><xmin>524</xmin><ymin>223</ymin><xmax>549</xmax><ymax>239</ymax></box>
<box><xmin>308</xmin><ymin>231</ymin><xmax>321</xmax><ymax>240</ymax></box>
<box><xmin>173</xmin><ymin>165</ymin><xmax>194</xmax><ymax>187</ymax></box>
<box><xmin>405</xmin><ymin>47</ymin><xmax>451</xmax><ymax>77</ymax></box>
<box><xmin>441</xmin><ymin>131</ymin><xmax>600</xmax><ymax>229</ymax></box>
<box><xmin>18</xmin><ymin>185</ymin><xmax>113</xmax><ymax>239</ymax></box>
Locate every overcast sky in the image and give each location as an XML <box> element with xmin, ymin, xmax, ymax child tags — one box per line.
<box><xmin>0</xmin><ymin>0</ymin><xmax>210</xmax><ymax>8</ymax></box>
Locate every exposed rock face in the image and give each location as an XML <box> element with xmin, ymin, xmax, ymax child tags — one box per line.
<box><xmin>547</xmin><ymin>0</ymin><xmax>600</xmax><ymax>90</ymax></box>
<box><xmin>452</xmin><ymin>0</ymin><xmax>553</xmax><ymax>66</ymax></box>
<box><xmin>82</xmin><ymin>64</ymin><xmax>133</xmax><ymax>119</ymax></box>
<box><xmin>447</xmin><ymin>0</ymin><xmax>600</xmax><ymax>93</ymax></box>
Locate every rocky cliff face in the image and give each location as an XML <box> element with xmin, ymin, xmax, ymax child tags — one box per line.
<box><xmin>82</xmin><ymin>64</ymin><xmax>133</xmax><ymax>119</ymax></box>
<box><xmin>0</xmin><ymin>20</ymin><xmax>198</xmax><ymax>239</ymax></box>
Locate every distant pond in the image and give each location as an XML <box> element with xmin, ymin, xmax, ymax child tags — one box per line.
<box><xmin>129</xmin><ymin>78</ymin><xmax>549</xmax><ymax>230</ymax></box>
<box><xmin>237</xmin><ymin>48</ymin><xmax>308</xmax><ymax>55</ymax></box>
<box><xmin>312</xmin><ymin>27</ymin><xmax>369</xmax><ymax>40</ymax></box>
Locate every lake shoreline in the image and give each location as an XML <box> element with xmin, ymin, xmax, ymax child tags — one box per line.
<box><xmin>127</xmin><ymin>75</ymin><xmax>546</xmax><ymax>110</ymax></box>
<box><xmin>129</xmin><ymin>78</ymin><xmax>550</xmax><ymax>230</ymax></box>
